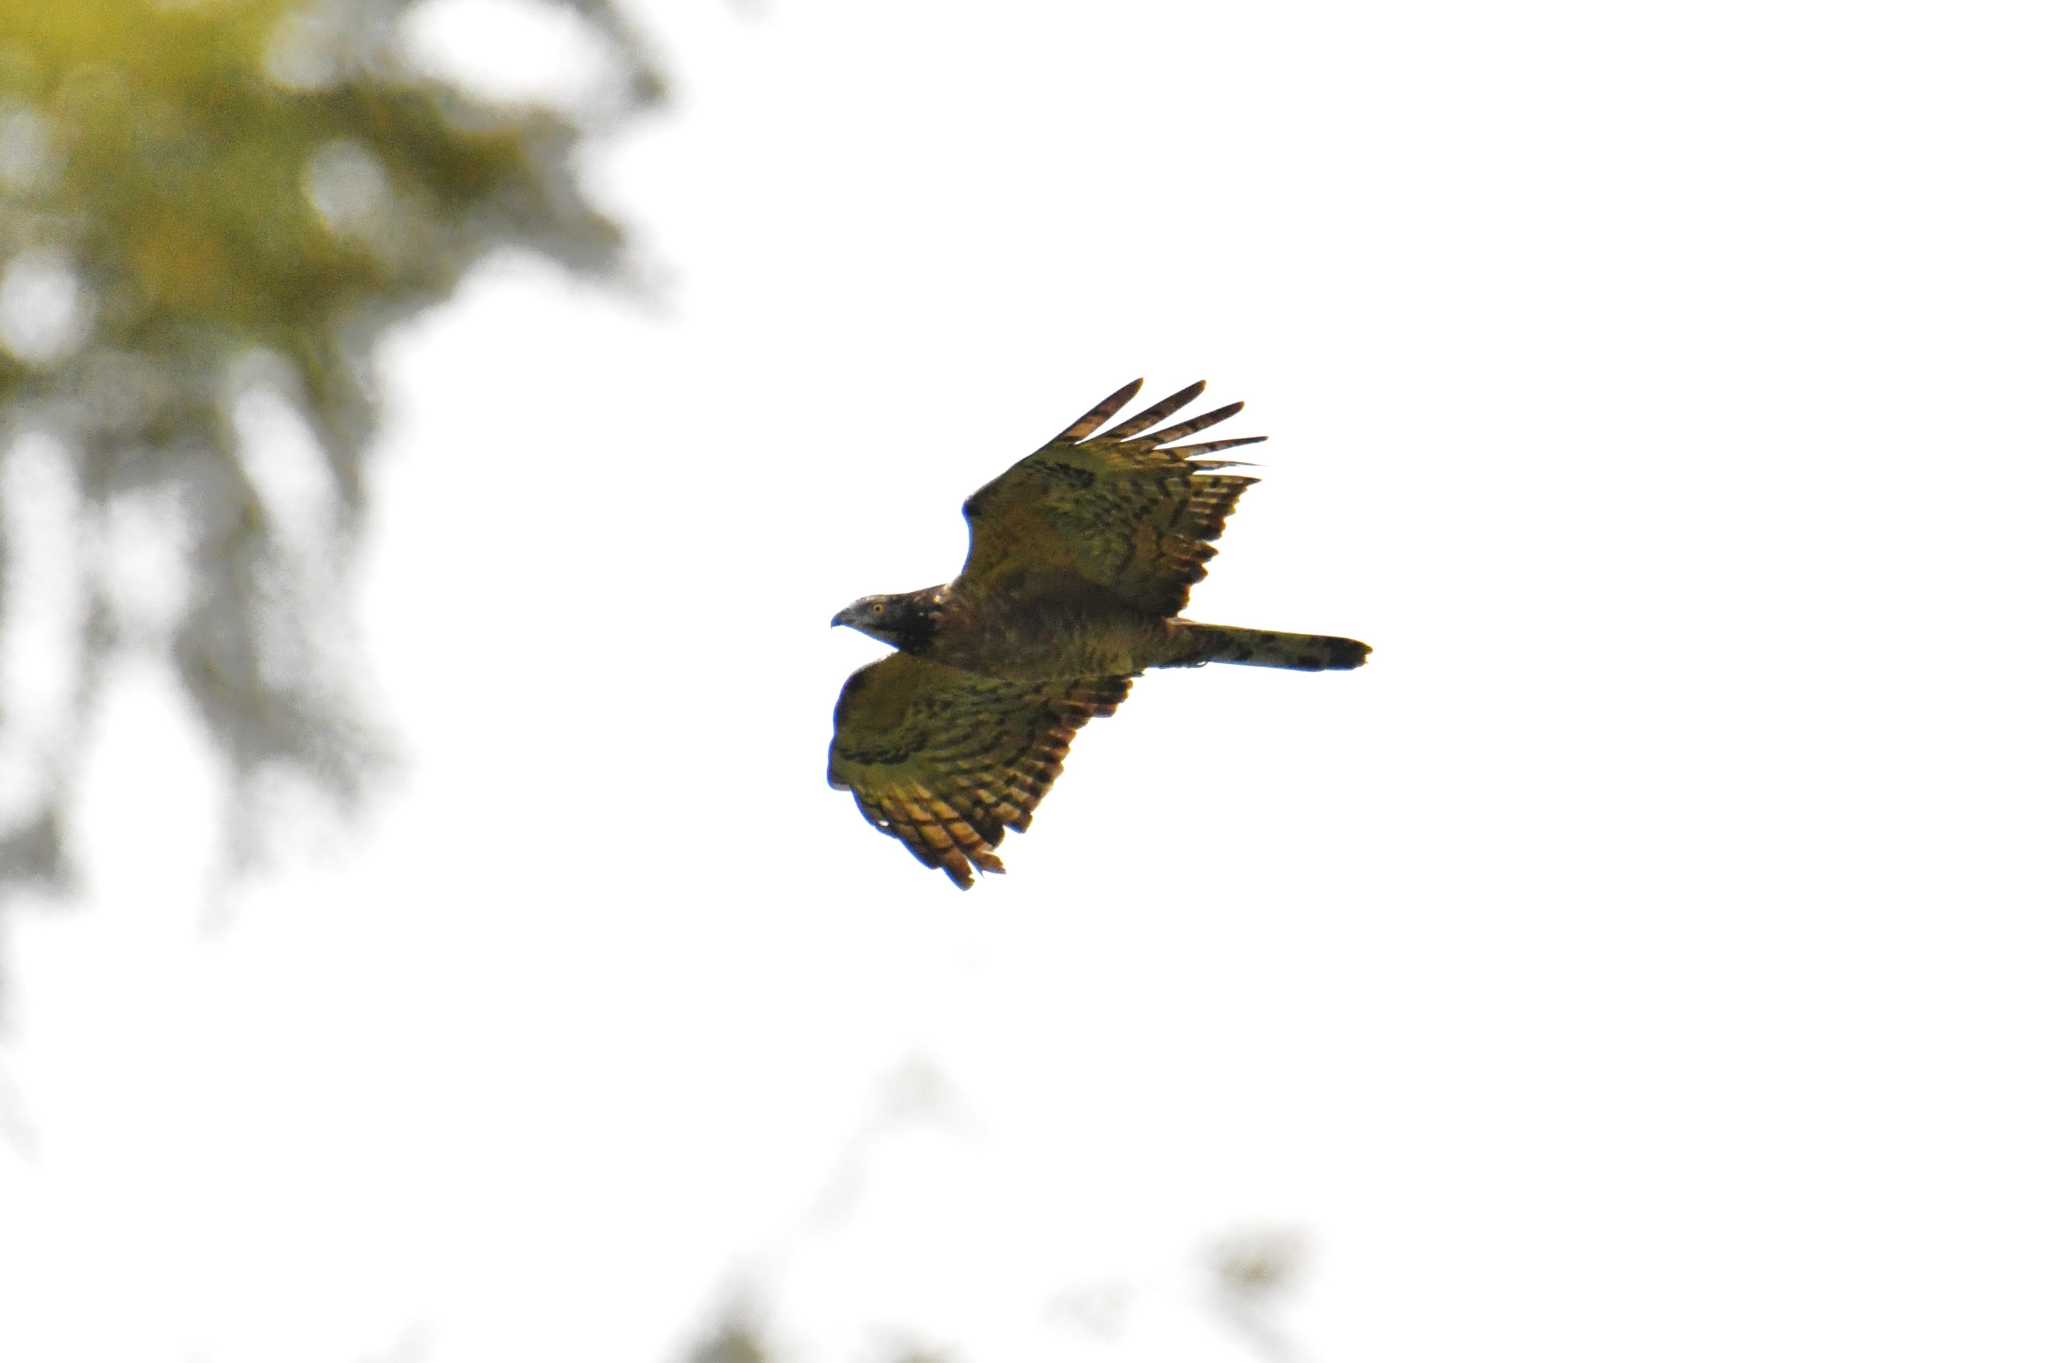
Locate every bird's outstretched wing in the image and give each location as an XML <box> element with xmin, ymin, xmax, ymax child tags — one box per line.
<box><xmin>957</xmin><ymin>379</ymin><xmax>1265</xmax><ymax>616</ymax></box>
<box><xmin>828</xmin><ymin>653</ymin><xmax>1132</xmax><ymax>888</ymax></box>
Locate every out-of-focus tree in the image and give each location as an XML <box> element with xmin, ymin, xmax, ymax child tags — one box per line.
<box><xmin>1212</xmin><ymin>1227</ymin><xmax>1311</xmax><ymax>1362</ymax></box>
<box><xmin>668</xmin><ymin>1060</ymin><xmax>1315</xmax><ymax>1363</ymax></box>
<box><xmin>682</xmin><ymin>1303</ymin><xmax>773</xmax><ymax>1363</ymax></box>
<box><xmin>0</xmin><ymin>0</ymin><xmax>660</xmax><ymax>904</ymax></box>
<box><xmin>676</xmin><ymin>1234</ymin><xmax>1310</xmax><ymax>1363</ymax></box>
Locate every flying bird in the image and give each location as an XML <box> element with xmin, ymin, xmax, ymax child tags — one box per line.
<box><xmin>829</xmin><ymin>378</ymin><xmax>1369</xmax><ymax>888</ymax></box>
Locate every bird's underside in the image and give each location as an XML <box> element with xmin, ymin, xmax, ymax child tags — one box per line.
<box><xmin>829</xmin><ymin>378</ymin><xmax>1370</xmax><ymax>888</ymax></box>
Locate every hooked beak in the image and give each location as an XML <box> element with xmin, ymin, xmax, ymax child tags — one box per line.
<box><xmin>830</xmin><ymin>606</ymin><xmax>855</xmax><ymax>628</ymax></box>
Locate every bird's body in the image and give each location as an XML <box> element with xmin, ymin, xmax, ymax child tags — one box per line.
<box><xmin>829</xmin><ymin>379</ymin><xmax>1369</xmax><ymax>888</ymax></box>
<box><xmin>910</xmin><ymin>588</ymin><xmax>1200</xmax><ymax>680</ymax></box>
<box><xmin>930</xmin><ymin>590</ymin><xmax>1360</xmax><ymax>680</ymax></box>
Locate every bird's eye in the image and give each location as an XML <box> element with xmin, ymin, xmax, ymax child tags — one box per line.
<box><xmin>870</xmin><ymin>602</ymin><xmax>885</xmax><ymax>615</ymax></box>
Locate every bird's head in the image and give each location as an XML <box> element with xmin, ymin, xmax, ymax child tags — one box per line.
<box><xmin>830</xmin><ymin>587</ymin><xmax>945</xmax><ymax>651</ymax></box>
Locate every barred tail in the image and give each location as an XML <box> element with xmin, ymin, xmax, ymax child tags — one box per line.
<box><xmin>1164</xmin><ymin>622</ymin><xmax>1371</xmax><ymax>672</ymax></box>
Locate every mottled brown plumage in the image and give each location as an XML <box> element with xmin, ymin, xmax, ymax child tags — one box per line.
<box><xmin>830</xmin><ymin>379</ymin><xmax>1369</xmax><ymax>888</ymax></box>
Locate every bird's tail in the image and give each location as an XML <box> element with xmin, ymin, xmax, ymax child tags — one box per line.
<box><xmin>1163</xmin><ymin>622</ymin><xmax>1370</xmax><ymax>672</ymax></box>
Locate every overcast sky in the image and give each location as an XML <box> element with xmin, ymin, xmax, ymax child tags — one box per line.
<box><xmin>3</xmin><ymin>1</ymin><xmax>2045</xmax><ymax>1360</ymax></box>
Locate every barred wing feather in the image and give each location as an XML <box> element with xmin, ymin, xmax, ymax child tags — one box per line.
<box><xmin>828</xmin><ymin>653</ymin><xmax>1132</xmax><ymax>889</ymax></box>
<box><xmin>958</xmin><ymin>379</ymin><xmax>1264</xmax><ymax>616</ymax></box>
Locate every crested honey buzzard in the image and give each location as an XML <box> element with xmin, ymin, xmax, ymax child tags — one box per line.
<box><xmin>829</xmin><ymin>379</ymin><xmax>1369</xmax><ymax>888</ymax></box>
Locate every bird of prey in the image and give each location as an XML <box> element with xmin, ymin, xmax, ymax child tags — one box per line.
<box><xmin>829</xmin><ymin>378</ymin><xmax>1369</xmax><ymax>888</ymax></box>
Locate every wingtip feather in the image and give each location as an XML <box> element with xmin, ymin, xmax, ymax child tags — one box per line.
<box><xmin>1131</xmin><ymin>400</ymin><xmax>1248</xmax><ymax>450</ymax></box>
<box><xmin>1097</xmin><ymin>380</ymin><xmax>1208</xmax><ymax>442</ymax></box>
<box><xmin>1056</xmin><ymin>379</ymin><xmax>1144</xmax><ymax>443</ymax></box>
<box><xmin>1170</xmin><ymin>436</ymin><xmax>1267</xmax><ymax>459</ymax></box>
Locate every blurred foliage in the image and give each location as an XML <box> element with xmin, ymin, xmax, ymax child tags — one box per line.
<box><xmin>0</xmin><ymin>0</ymin><xmax>660</xmax><ymax>898</ymax></box>
<box><xmin>1213</xmin><ymin>1226</ymin><xmax>1306</xmax><ymax>1300</ymax></box>
<box><xmin>1212</xmin><ymin>1228</ymin><xmax>1310</xmax><ymax>1362</ymax></box>
<box><xmin>678</xmin><ymin>1306</ymin><xmax>956</xmax><ymax>1363</ymax></box>
<box><xmin>673</xmin><ymin>1230</ymin><xmax>1308</xmax><ymax>1363</ymax></box>
<box><xmin>682</xmin><ymin>1307</ymin><xmax>773</xmax><ymax>1363</ymax></box>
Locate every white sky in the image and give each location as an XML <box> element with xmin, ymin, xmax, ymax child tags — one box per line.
<box><xmin>4</xmin><ymin>0</ymin><xmax>2047</xmax><ymax>1360</ymax></box>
